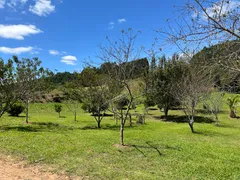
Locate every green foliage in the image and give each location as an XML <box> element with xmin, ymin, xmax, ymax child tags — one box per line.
<box><xmin>7</xmin><ymin>102</ymin><xmax>25</xmax><ymax>117</ymax></box>
<box><xmin>191</xmin><ymin>40</ymin><xmax>240</xmax><ymax>92</ymax></box>
<box><xmin>49</xmin><ymin>71</ymin><xmax>79</xmax><ymax>86</ymax></box>
<box><xmin>226</xmin><ymin>95</ymin><xmax>240</xmax><ymax>118</ymax></box>
<box><xmin>146</xmin><ymin>55</ymin><xmax>186</xmax><ymax>118</ymax></box>
<box><xmin>81</xmin><ymin>84</ymin><xmax>109</xmax><ymax>116</ymax></box>
<box><xmin>99</xmin><ymin>58</ymin><xmax>149</xmax><ymax>80</ymax></box>
<box><xmin>115</xmin><ymin>97</ymin><xmax>130</xmax><ymax>110</ymax></box>
<box><xmin>54</xmin><ymin>104</ymin><xmax>62</xmax><ymax>115</ymax></box>
<box><xmin>0</xmin><ymin>58</ymin><xmax>19</xmax><ymax>117</ymax></box>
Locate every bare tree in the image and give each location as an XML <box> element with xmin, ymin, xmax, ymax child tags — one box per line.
<box><xmin>158</xmin><ymin>0</ymin><xmax>240</xmax><ymax>72</ymax></box>
<box><xmin>63</xmin><ymin>86</ymin><xmax>82</xmax><ymax>122</ymax></box>
<box><xmin>202</xmin><ymin>91</ymin><xmax>225</xmax><ymax>126</ymax></box>
<box><xmin>173</xmin><ymin>65</ymin><xmax>211</xmax><ymax>133</ymax></box>
<box><xmin>98</xmin><ymin>29</ymin><xmax>144</xmax><ymax>145</ymax></box>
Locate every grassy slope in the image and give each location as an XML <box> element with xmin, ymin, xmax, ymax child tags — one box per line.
<box><xmin>0</xmin><ymin>101</ymin><xmax>239</xmax><ymax>179</ymax></box>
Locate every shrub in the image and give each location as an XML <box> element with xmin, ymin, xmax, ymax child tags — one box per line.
<box><xmin>7</xmin><ymin>103</ymin><xmax>25</xmax><ymax>117</ymax></box>
<box><xmin>54</xmin><ymin>104</ymin><xmax>62</xmax><ymax>117</ymax></box>
<box><xmin>116</xmin><ymin>97</ymin><xmax>129</xmax><ymax>110</ymax></box>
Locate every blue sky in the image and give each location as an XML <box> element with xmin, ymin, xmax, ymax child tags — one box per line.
<box><xmin>0</xmin><ymin>0</ymin><xmax>186</xmax><ymax>72</ymax></box>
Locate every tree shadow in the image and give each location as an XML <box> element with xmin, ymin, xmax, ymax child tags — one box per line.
<box><xmin>59</xmin><ymin>116</ymin><xmax>66</xmax><ymax>118</ymax></box>
<box><xmin>0</xmin><ymin>122</ymin><xmax>76</xmax><ymax>132</ymax></box>
<box><xmin>80</xmin><ymin>123</ymin><xmax>137</xmax><ymax>130</ymax></box>
<box><xmin>8</xmin><ymin>115</ymin><xmax>26</xmax><ymax>118</ymax></box>
<box><xmin>91</xmin><ymin>113</ymin><xmax>114</xmax><ymax>117</ymax></box>
<box><xmin>130</xmin><ymin>141</ymin><xmax>182</xmax><ymax>157</ymax></box>
<box><xmin>148</xmin><ymin>107</ymin><xmax>158</xmax><ymax>111</ymax></box>
<box><xmin>154</xmin><ymin>115</ymin><xmax>214</xmax><ymax>124</ymax></box>
<box><xmin>196</xmin><ymin>109</ymin><xmax>228</xmax><ymax>115</ymax></box>
<box><xmin>0</xmin><ymin>125</ymin><xmax>40</xmax><ymax>132</ymax></box>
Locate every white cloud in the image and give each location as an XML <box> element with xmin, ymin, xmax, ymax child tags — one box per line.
<box><xmin>29</xmin><ymin>0</ymin><xmax>55</xmax><ymax>17</ymax></box>
<box><xmin>0</xmin><ymin>0</ymin><xmax>5</xmax><ymax>8</ymax></box>
<box><xmin>0</xmin><ymin>24</ymin><xmax>42</xmax><ymax>40</ymax></box>
<box><xmin>0</xmin><ymin>46</ymin><xmax>34</xmax><ymax>54</ymax></box>
<box><xmin>49</xmin><ymin>49</ymin><xmax>67</xmax><ymax>55</ymax></box>
<box><xmin>49</xmin><ymin>50</ymin><xmax>60</xmax><ymax>55</ymax></box>
<box><xmin>108</xmin><ymin>21</ymin><xmax>114</xmax><ymax>29</ymax></box>
<box><xmin>7</xmin><ymin>0</ymin><xmax>27</xmax><ymax>9</ymax></box>
<box><xmin>118</xmin><ymin>18</ymin><xmax>126</xmax><ymax>23</ymax></box>
<box><xmin>61</xmin><ymin>55</ymin><xmax>77</xmax><ymax>65</ymax></box>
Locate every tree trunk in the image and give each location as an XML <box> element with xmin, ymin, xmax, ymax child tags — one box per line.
<box><xmin>120</xmin><ymin>122</ymin><xmax>124</xmax><ymax>145</ymax></box>
<box><xmin>58</xmin><ymin>112</ymin><xmax>60</xmax><ymax>118</ymax></box>
<box><xmin>188</xmin><ymin>117</ymin><xmax>194</xmax><ymax>133</ymax></box>
<box><xmin>215</xmin><ymin>115</ymin><xmax>219</xmax><ymax>126</ymax></box>
<box><xmin>74</xmin><ymin>111</ymin><xmax>77</xmax><ymax>122</ymax></box>
<box><xmin>115</xmin><ymin>115</ymin><xmax>118</xmax><ymax>125</ymax></box>
<box><xmin>97</xmin><ymin>120</ymin><xmax>101</xmax><ymax>128</ymax></box>
<box><xmin>164</xmin><ymin>106</ymin><xmax>169</xmax><ymax>120</ymax></box>
<box><xmin>25</xmin><ymin>100</ymin><xmax>29</xmax><ymax>124</ymax></box>
<box><xmin>97</xmin><ymin>113</ymin><xmax>101</xmax><ymax>128</ymax></box>
<box><xmin>129</xmin><ymin>113</ymin><xmax>132</xmax><ymax>127</ymax></box>
<box><xmin>230</xmin><ymin>109</ymin><xmax>237</xmax><ymax>118</ymax></box>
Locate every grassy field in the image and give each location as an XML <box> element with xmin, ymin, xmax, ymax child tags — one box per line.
<box><xmin>0</xmin><ymin>101</ymin><xmax>240</xmax><ymax>179</ymax></box>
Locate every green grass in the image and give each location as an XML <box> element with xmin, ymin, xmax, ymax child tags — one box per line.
<box><xmin>0</xmin><ymin>102</ymin><xmax>240</xmax><ymax>179</ymax></box>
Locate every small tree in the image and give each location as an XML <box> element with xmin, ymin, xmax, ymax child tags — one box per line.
<box><xmin>203</xmin><ymin>92</ymin><xmax>225</xmax><ymax>126</ymax></box>
<box><xmin>98</xmin><ymin>29</ymin><xmax>144</xmax><ymax>145</ymax></box>
<box><xmin>79</xmin><ymin>67</ymin><xmax>112</xmax><ymax>128</ymax></box>
<box><xmin>63</xmin><ymin>87</ymin><xmax>82</xmax><ymax>122</ymax></box>
<box><xmin>0</xmin><ymin>58</ymin><xmax>20</xmax><ymax>118</ymax></box>
<box><xmin>15</xmin><ymin>56</ymin><xmax>50</xmax><ymax>123</ymax></box>
<box><xmin>54</xmin><ymin>104</ymin><xmax>62</xmax><ymax>117</ymax></box>
<box><xmin>81</xmin><ymin>86</ymin><xmax>109</xmax><ymax>128</ymax></box>
<box><xmin>173</xmin><ymin>65</ymin><xmax>211</xmax><ymax>133</ymax></box>
<box><xmin>226</xmin><ymin>96</ymin><xmax>239</xmax><ymax>118</ymax></box>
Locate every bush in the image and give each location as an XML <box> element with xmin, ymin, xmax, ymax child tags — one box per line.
<box><xmin>54</xmin><ymin>104</ymin><xmax>62</xmax><ymax>117</ymax></box>
<box><xmin>116</xmin><ymin>97</ymin><xmax>129</xmax><ymax>110</ymax></box>
<box><xmin>7</xmin><ymin>103</ymin><xmax>25</xmax><ymax>117</ymax></box>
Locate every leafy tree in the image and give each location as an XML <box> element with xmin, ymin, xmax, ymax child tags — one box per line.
<box><xmin>54</xmin><ymin>104</ymin><xmax>62</xmax><ymax>117</ymax></box>
<box><xmin>49</xmin><ymin>71</ymin><xmax>79</xmax><ymax>86</ymax></box>
<box><xmin>15</xmin><ymin>56</ymin><xmax>50</xmax><ymax>123</ymax></box>
<box><xmin>146</xmin><ymin>55</ymin><xmax>185</xmax><ymax>119</ymax></box>
<box><xmin>81</xmin><ymin>73</ymin><xmax>111</xmax><ymax>128</ymax></box>
<box><xmin>0</xmin><ymin>58</ymin><xmax>19</xmax><ymax>118</ymax></box>
<box><xmin>226</xmin><ymin>96</ymin><xmax>240</xmax><ymax>118</ymax></box>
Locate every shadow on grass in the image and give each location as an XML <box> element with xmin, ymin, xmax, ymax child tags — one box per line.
<box><xmin>80</xmin><ymin>123</ymin><xmax>137</xmax><ymax>130</ymax></box>
<box><xmin>130</xmin><ymin>141</ymin><xmax>182</xmax><ymax>157</ymax></box>
<box><xmin>8</xmin><ymin>115</ymin><xmax>26</xmax><ymax>118</ymax></box>
<box><xmin>196</xmin><ymin>109</ymin><xmax>228</xmax><ymax>115</ymax></box>
<box><xmin>0</xmin><ymin>122</ymin><xmax>75</xmax><ymax>132</ymax></box>
<box><xmin>148</xmin><ymin>107</ymin><xmax>158</xmax><ymax>111</ymax></box>
<box><xmin>154</xmin><ymin>115</ymin><xmax>214</xmax><ymax>124</ymax></box>
<box><xmin>91</xmin><ymin>113</ymin><xmax>114</xmax><ymax>117</ymax></box>
<box><xmin>59</xmin><ymin>116</ymin><xmax>66</xmax><ymax>118</ymax></box>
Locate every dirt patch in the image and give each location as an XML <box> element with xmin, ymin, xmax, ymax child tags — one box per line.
<box><xmin>113</xmin><ymin>144</ymin><xmax>131</xmax><ymax>148</ymax></box>
<box><xmin>0</xmin><ymin>156</ymin><xmax>83</xmax><ymax>180</ymax></box>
